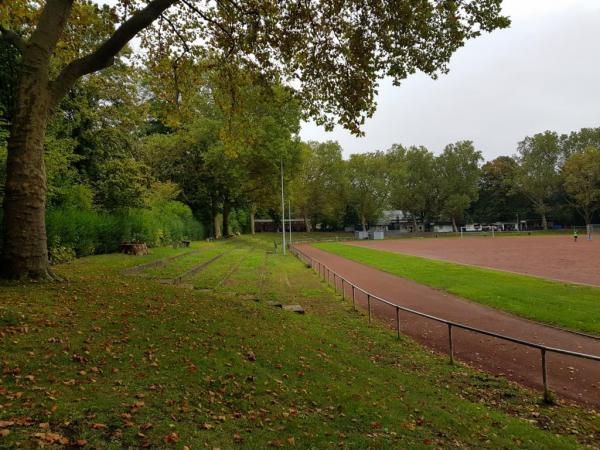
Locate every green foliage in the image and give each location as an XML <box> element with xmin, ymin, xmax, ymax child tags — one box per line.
<box><xmin>46</xmin><ymin>203</ymin><xmax>203</xmax><ymax>258</ymax></box>
<box><xmin>562</xmin><ymin>145</ymin><xmax>600</xmax><ymax>224</ymax></box>
<box><xmin>515</xmin><ymin>131</ymin><xmax>562</xmax><ymax>228</ymax></box>
<box><xmin>290</xmin><ymin>141</ymin><xmax>347</xmax><ymax>229</ymax></box>
<box><xmin>94</xmin><ymin>159</ymin><xmax>151</xmax><ymax>211</ymax></box>
<box><xmin>437</xmin><ymin>141</ymin><xmax>482</xmax><ymax>228</ymax></box>
<box><xmin>346</xmin><ymin>152</ymin><xmax>390</xmax><ymax>231</ymax></box>
<box><xmin>468</xmin><ymin>156</ymin><xmax>531</xmax><ymax>223</ymax></box>
<box><xmin>48</xmin><ymin>237</ymin><xmax>77</xmax><ymax>265</ymax></box>
<box><xmin>54</xmin><ymin>183</ymin><xmax>95</xmax><ymax>210</ymax></box>
<box><xmin>388</xmin><ymin>145</ymin><xmax>437</xmax><ymax>225</ymax></box>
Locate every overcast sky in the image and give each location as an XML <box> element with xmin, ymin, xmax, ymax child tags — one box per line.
<box><xmin>300</xmin><ymin>0</ymin><xmax>600</xmax><ymax>161</ymax></box>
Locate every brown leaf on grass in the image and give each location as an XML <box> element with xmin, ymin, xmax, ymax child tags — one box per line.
<box><xmin>38</xmin><ymin>422</ymin><xmax>50</xmax><ymax>429</ymax></box>
<box><xmin>268</xmin><ymin>440</ymin><xmax>284</xmax><ymax>448</ymax></box>
<box><xmin>246</xmin><ymin>351</ymin><xmax>256</xmax><ymax>362</ymax></box>
<box><xmin>201</xmin><ymin>423</ymin><xmax>214</xmax><ymax>430</ymax></box>
<box><xmin>75</xmin><ymin>439</ymin><xmax>88</xmax><ymax>447</ymax></box>
<box><xmin>12</xmin><ymin>417</ymin><xmax>33</xmax><ymax>426</ymax></box>
<box><xmin>0</xmin><ymin>429</ymin><xmax>10</xmax><ymax>437</ymax></box>
<box><xmin>162</xmin><ymin>432</ymin><xmax>179</xmax><ymax>443</ymax></box>
<box><xmin>233</xmin><ymin>432</ymin><xmax>244</xmax><ymax>443</ymax></box>
<box><xmin>90</xmin><ymin>423</ymin><xmax>107</xmax><ymax>430</ymax></box>
<box><xmin>33</xmin><ymin>432</ymin><xmax>69</xmax><ymax>445</ymax></box>
<box><xmin>0</xmin><ymin>421</ymin><xmax>14</xmax><ymax>428</ymax></box>
<box><xmin>287</xmin><ymin>436</ymin><xmax>296</xmax><ymax>445</ymax></box>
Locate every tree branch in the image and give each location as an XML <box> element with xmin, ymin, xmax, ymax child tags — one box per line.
<box><xmin>162</xmin><ymin>13</ymin><xmax>191</xmax><ymax>56</ymax></box>
<box><xmin>49</xmin><ymin>0</ymin><xmax>178</xmax><ymax>108</ymax></box>
<box><xmin>180</xmin><ymin>0</ymin><xmax>235</xmax><ymax>44</ymax></box>
<box><xmin>0</xmin><ymin>25</ymin><xmax>26</xmax><ymax>53</ymax></box>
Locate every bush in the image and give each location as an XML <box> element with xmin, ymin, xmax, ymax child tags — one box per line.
<box><xmin>48</xmin><ymin>237</ymin><xmax>77</xmax><ymax>265</ymax></box>
<box><xmin>45</xmin><ymin>201</ymin><xmax>204</xmax><ymax>260</ymax></box>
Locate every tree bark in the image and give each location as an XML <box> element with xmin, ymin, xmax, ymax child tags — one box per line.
<box><xmin>361</xmin><ymin>216</ymin><xmax>367</xmax><ymax>232</ymax></box>
<box><xmin>541</xmin><ymin>213</ymin><xmax>548</xmax><ymax>231</ymax></box>
<box><xmin>451</xmin><ymin>216</ymin><xmax>458</xmax><ymax>232</ymax></box>
<box><xmin>0</xmin><ymin>0</ymin><xmax>74</xmax><ymax>280</ymax></box>
<box><xmin>1</xmin><ymin>78</ymin><xmax>52</xmax><ymax>279</ymax></box>
<box><xmin>250</xmin><ymin>207</ymin><xmax>256</xmax><ymax>235</ymax></box>
<box><xmin>222</xmin><ymin>202</ymin><xmax>231</xmax><ymax>237</ymax></box>
<box><xmin>412</xmin><ymin>215</ymin><xmax>418</xmax><ymax>232</ymax></box>
<box><xmin>213</xmin><ymin>213</ymin><xmax>222</xmax><ymax>239</ymax></box>
<box><xmin>304</xmin><ymin>216</ymin><xmax>311</xmax><ymax>232</ymax></box>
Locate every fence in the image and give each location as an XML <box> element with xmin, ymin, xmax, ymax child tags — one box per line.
<box><xmin>290</xmin><ymin>245</ymin><xmax>600</xmax><ymax>403</ymax></box>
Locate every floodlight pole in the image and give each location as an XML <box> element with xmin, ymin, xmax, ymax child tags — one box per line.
<box><xmin>288</xmin><ymin>199</ymin><xmax>292</xmax><ymax>245</ymax></box>
<box><xmin>281</xmin><ymin>159</ymin><xmax>286</xmax><ymax>255</ymax></box>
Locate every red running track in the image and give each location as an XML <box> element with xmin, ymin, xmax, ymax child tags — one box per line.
<box><xmin>296</xmin><ymin>244</ymin><xmax>600</xmax><ymax>408</ymax></box>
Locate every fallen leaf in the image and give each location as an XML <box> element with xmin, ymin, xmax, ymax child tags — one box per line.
<box><xmin>162</xmin><ymin>432</ymin><xmax>179</xmax><ymax>443</ymax></box>
<box><xmin>33</xmin><ymin>432</ymin><xmax>69</xmax><ymax>445</ymax></box>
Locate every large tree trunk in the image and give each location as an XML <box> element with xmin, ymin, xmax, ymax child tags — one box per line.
<box><xmin>304</xmin><ymin>216</ymin><xmax>311</xmax><ymax>232</ymax></box>
<box><xmin>249</xmin><ymin>207</ymin><xmax>256</xmax><ymax>235</ymax></box>
<box><xmin>213</xmin><ymin>213</ymin><xmax>222</xmax><ymax>239</ymax></box>
<box><xmin>0</xmin><ymin>0</ymin><xmax>74</xmax><ymax>280</ymax></box>
<box><xmin>361</xmin><ymin>216</ymin><xmax>367</xmax><ymax>232</ymax></box>
<box><xmin>1</xmin><ymin>61</ymin><xmax>53</xmax><ymax>280</ymax></box>
<box><xmin>451</xmin><ymin>216</ymin><xmax>458</xmax><ymax>232</ymax></box>
<box><xmin>412</xmin><ymin>215</ymin><xmax>418</xmax><ymax>232</ymax></box>
<box><xmin>222</xmin><ymin>202</ymin><xmax>231</xmax><ymax>237</ymax></box>
<box><xmin>541</xmin><ymin>213</ymin><xmax>548</xmax><ymax>231</ymax></box>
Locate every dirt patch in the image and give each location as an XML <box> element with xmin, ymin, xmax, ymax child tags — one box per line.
<box><xmin>351</xmin><ymin>235</ymin><xmax>600</xmax><ymax>286</ymax></box>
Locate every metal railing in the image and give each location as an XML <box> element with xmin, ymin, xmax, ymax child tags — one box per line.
<box><xmin>290</xmin><ymin>245</ymin><xmax>600</xmax><ymax>403</ymax></box>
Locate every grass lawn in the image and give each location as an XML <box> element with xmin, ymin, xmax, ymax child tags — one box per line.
<box><xmin>1</xmin><ymin>237</ymin><xmax>600</xmax><ymax>448</ymax></box>
<box><xmin>314</xmin><ymin>242</ymin><xmax>600</xmax><ymax>335</ymax></box>
<box><xmin>142</xmin><ymin>245</ymin><xmax>223</xmax><ymax>279</ymax></box>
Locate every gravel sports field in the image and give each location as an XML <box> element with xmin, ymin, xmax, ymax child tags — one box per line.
<box><xmin>350</xmin><ymin>235</ymin><xmax>600</xmax><ymax>286</ymax></box>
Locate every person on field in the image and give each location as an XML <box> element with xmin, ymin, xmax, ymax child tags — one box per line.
<box><xmin>573</xmin><ymin>229</ymin><xmax>578</xmax><ymax>242</ymax></box>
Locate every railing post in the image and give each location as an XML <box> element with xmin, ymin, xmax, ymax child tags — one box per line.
<box><xmin>447</xmin><ymin>323</ymin><xmax>454</xmax><ymax>365</ymax></box>
<box><xmin>367</xmin><ymin>294</ymin><xmax>371</xmax><ymax>323</ymax></box>
<box><xmin>333</xmin><ymin>273</ymin><xmax>336</xmax><ymax>292</ymax></box>
<box><xmin>341</xmin><ymin>279</ymin><xmax>345</xmax><ymax>300</ymax></box>
<box><xmin>541</xmin><ymin>348</ymin><xmax>551</xmax><ymax>403</ymax></box>
<box><xmin>352</xmin><ymin>285</ymin><xmax>356</xmax><ymax>310</ymax></box>
<box><xmin>395</xmin><ymin>307</ymin><xmax>400</xmax><ymax>340</ymax></box>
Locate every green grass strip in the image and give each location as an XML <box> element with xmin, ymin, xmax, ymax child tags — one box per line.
<box><xmin>143</xmin><ymin>246</ymin><xmax>223</xmax><ymax>278</ymax></box>
<box><xmin>315</xmin><ymin>242</ymin><xmax>600</xmax><ymax>335</ymax></box>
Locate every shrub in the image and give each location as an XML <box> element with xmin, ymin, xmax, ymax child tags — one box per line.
<box><xmin>48</xmin><ymin>237</ymin><xmax>77</xmax><ymax>265</ymax></box>
<box><xmin>45</xmin><ymin>201</ymin><xmax>204</xmax><ymax>259</ymax></box>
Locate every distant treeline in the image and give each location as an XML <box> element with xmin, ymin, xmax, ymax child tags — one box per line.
<box><xmin>288</xmin><ymin>128</ymin><xmax>600</xmax><ymax>232</ymax></box>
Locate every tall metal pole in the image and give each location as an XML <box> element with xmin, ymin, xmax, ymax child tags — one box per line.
<box><xmin>288</xmin><ymin>199</ymin><xmax>292</xmax><ymax>246</ymax></box>
<box><xmin>281</xmin><ymin>159</ymin><xmax>286</xmax><ymax>255</ymax></box>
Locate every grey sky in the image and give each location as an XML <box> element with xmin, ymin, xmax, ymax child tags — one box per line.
<box><xmin>300</xmin><ymin>0</ymin><xmax>600</xmax><ymax>161</ymax></box>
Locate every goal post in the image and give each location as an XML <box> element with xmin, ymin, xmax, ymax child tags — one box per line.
<box><xmin>460</xmin><ymin>225</ymin><xmax>495</xmax><ymax>239</ymax></box>
<box><xmin>572</xmin><ymin>225</ymin><xmax>597</xmax><ymax>240</ymax></box>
